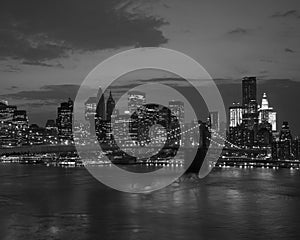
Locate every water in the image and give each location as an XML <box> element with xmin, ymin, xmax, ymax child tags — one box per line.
<box><xmin>0</xmin><ymin>164</ymin><xmax>300</xmax><ymax>240</ymax></box>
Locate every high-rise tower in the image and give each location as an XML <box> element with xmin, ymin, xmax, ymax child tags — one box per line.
<box><xmin>57</xmin><ymin>98</ymin><xmax>73</xmax><ymax>143</ymax></box>
<box><xmin>242</xmin><ymin>76</ymin><xmax>257</xmax><ymax>107</ymax></box>
<box><xmin>128</xmin><ymin>91</ymin><xmax>146</xmax><ymax>114</ymax></box>
<box><xmin>258</xmin><ymin>93</ymin><xmax>277</xmax><ymax>131</ymax></box>
<box><xmin>96</xmin><ymin>87</ymin><xmax>106</xmax><ymax>120</ymax></box>
<box><xmin>106</xmin><ymin>91</ymin><xmax>115</xmax><ymax>121</ymax></box>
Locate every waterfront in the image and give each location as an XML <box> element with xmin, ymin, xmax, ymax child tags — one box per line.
<box><xmin>1</xmin><ymin>164</ymin><xmax>300</xmax><ymax>240</ymax></box>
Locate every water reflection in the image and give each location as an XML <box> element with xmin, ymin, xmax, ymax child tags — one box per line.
<box><xmin>0</xmin><ymin>164</ymin><xmax>300</xmax><ymax>240</ymax></box>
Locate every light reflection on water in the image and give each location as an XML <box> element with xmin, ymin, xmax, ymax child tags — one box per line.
<box><xmin>0</xmin><ymin>164</ymin><xmax>300</xmax><ymax>240</ymax></box>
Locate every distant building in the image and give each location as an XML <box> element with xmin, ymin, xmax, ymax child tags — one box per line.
<box><xmin>242</xmin><ymin>77</ymin><xmax>258</xmax><ymax>128</ymax></box>
<box><xmin>56</xmin><ymin>98</ymin><xmax>73</xmax><ymax>144</ymax></box>
<box><xmin>12</xmin><ymin>110</ymin><xmax>29</xmax><ymax>146</ymax></box>
<box><xmin>169</xmin><ymin>100</ymin><xmax>184</xmax><ymax>125</ymax></box>
<box><xmin>112</xmin><ymin>114</ymin><xmax>136</xmax><ymax>147</ymax></box>
<box><xmin>85</xmin><ymin>97</ymin><xmax>98</xmax><ymax>121</ymax></box>
<box><xmin>258</xmin><ymin>93</ymin><xmax>277</xmax><ymax>131</ymax></box>
<box><xmin>242</xmin><ymin>76</ymin><xmax>257</xmax><ymax>107</ymax></box>
<box><xmin>241</xmin><ymin>77</ymin><xmax>259</xmax><ymax>145</ymax></box>
<box><xmin>96</xmin><ymin>87</ymin><xmax>106</xmax><ymax>119</ymax></box>
<box><xmin>128</xmin><ymin>91</ymin><xmax>146</xmax><ymax>114</ymax></box>
<box><xmin>0</xmin><ymin>101</ymin><xmax>17</xmax><ymax>147</ymax></box>
<box><xmin>272</xmin><ymin>121</ymin><xmax>293</xmax><ymax>160</ymax></box>
<box><xmin>229</xmin><ymin>103</ymin><xmax>243</xmax><ymax>127</ymax></box>
<box><xmin>209</xmin><ymin>111</ymin><xmax>219</xmax><ymax>131</ymax></box>
<box><xmin>45</xmin><ymin>119</ymin><xmax>57</xmax><ymax>131</ymax></box>
<box><xmin>106</xmin><ymin>91</ymin><xmax>115</xmax><ymax>121</ymax></box>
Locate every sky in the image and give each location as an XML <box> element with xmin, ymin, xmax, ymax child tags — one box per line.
<box><xmin>0</xmin><ymin>0</ymin><xmax>300</xmax><ymax>133</ymax></box>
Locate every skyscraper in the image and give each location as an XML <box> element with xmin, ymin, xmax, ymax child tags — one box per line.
<box><xmin>128</xmin><ymin>91</ymin><xmax>146</xmax><ymax>114</ymax></box>
<box><xmin>209</xmin><ymin>111</ymin><xmax>219</xmax><ymax>131</ymax></box>
<box><xmin>242</xmin><ymin>76</ymin><xmax>257</xmax><ymax>107</ymax></box>
<box><xmin>96</xmin><ymin>87</ymin><xmax>106</xmax><ymax>119</ymax></box>
<box><xmin>278</xmin><ymin>121</ymin><xmax>293</xmax><ymax>159</ymax></box>
<box><xmin>106</xmin><ymin>91</ymin><xmax>115</xmax><ymax>121</ymax></box>
<box><xmin>280</xmin><ymin>121</ymin><xmax>292</xmax><ymax>141</ymax></box>
<box><xmin>242</xmin><ymin>77</ymin><xmax>259</xmax><ymax>132</ymax></box>
<box><xmin>12</xmin><ymin>110</ymin><xmax>29</xmax><ymax>146</ymax></box>
<box><xmin>258</xmin><ymin>93</ymin><xmax>277</xmax><ymax>131</ymax></box>
<box><xmin>85</xmin><ymin>97</ymin><xmax>98</xmax><ymax>121</ymax></box>
<box><xmin>57</xmin><ymin>98</ymin><xmax>73</xmax><ymax>143</ymax></box>
<box><xmin>229</xmin><ymin>103</ymin><xmax>243</xmax><ymax>127</ymax></box>
<box><xmin>169</xmin><ymin>100</ymin><xmax>184</xmax><ymax>125</ymax></box>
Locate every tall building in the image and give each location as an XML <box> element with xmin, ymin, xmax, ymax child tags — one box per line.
<box><xmin>106</xmin><ymin>91</ymin><xmax>115</xmax><ymax>121</ymax></box>
<box><xmin>57</xmin><ymin>98</ymin><xmax>73</xmax><ymax>143</ymax></box>
<box><xmin>96</xmin><ymin>87</ymin><xmax>106</xmax><ymax>119</ymax></box>
<box><xmin>85</xmin><ymin>96</ymin><xmax>98</xmax><ymax>134</ymax></box>
<box><xmin>258</xmin><ymin>93</ymin><xmax>277</xmax><ymax>131</ymax></box>
<box><xmin>0</xmin><ymin>101</ymin><xmax>17</xmax><ymax>147</ymax></box>
<box><xmin>12</xmin><ymin>110</ymin><xmax>28</xmax><ymax>129</ymax></box>
<box><xmin>272</xmin><ymin>121</ymin><xmax>293</xmax><ymax>160</ymax></box>
<box><xmin>242</xmin><ymin>76</ymin><xmax>257</xmax><ymax>107</ymax></box>
<box><xmin>12</xmin><ymin>110</ymin><xmax>29</xmax><ymax>145</ymax></box>
<box><xmin>128</xmin><ymin>91</ymin><xmax>146</xmax><ymax>114</ymax></box>
<box><xmin>169</xmin><ymin>100</ymin><xmax>184</xmax><ymax>125</ymax></box>
<box><xmin>279</xmin><ymin>121</ymin><xmax>292</xmax><ymax>142</ymax></box>
<box><xmin>85</xmin><ymin>97</ymin><xmax>98</xmax><ymax>121</ymax></box>
<box><xmin>229</xmin><ymin>103</ymin><xmax>243</xmax><ymax>127</ymax></box>
<box><xmin>241</xmin><ymin>77</ymin><xmax>259</xmax><ymax>147</ymax></box>
<box><xmin>209</xmin><ymin>111</ymin><xmax>219</xmax><ymax>131</ymax></box>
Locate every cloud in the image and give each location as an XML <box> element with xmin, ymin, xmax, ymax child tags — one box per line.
<box><xmin>1</xmin><ymin>64</ymin><xmax>21</xmax><ymax>72</ymax></box>
<box><xmin>271</xmin><ymin>10</ymin><xmax>300</xmax><ymax>18</ymax></box>
<box><xmin>6</xmin><ymin>85</ymin><xmax>18</xmax><ymax>90</ymax></box>
<box><xmin>0</xmin><ymin>0</ymin><xmax>168</xmax><ymax>61</ymax></box>
<box><xmin>227</xmin><ymin>28</ymin><xmax>250</xmax><ymax>35</ymax></box>
<box><xmin>285</xmin><ymin>48</ymin><xmax>295</xmax><ymax>53</ymax></box>
<box><xmin>1</xmin><ymin>84</ymin><xmax>80</xmax><ymax>101</ymax></box>
<box><xmin>22</xmin><ymin>60</ymin><xmax>64</xmax><ymax>68</ymax></box>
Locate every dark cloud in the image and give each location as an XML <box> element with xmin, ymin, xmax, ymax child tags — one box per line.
<box><xmin>22</xmin><ymin>60</ymin><xmax>64</xmax><ymax>68</ymax></box>
<box><xmin>285</xmin><ymin>48</ymin><xmax>295</xmax><ymax>53</ymax></box>
<box><xmin>1</xmin><ymin>84</ymin><xmax>80</xmax><ymax>101</ymax></box>
<box><xmin>6</xmin><ymin>85</ymin><xmax>18</xmax><ymax>90</ymax></box>
<box><xmin>0</xmin><ymin>0</ymin><xmax>168</xmax><ymax>61</ymax></box>
<box><xmin>271</xmin><ymin>10</ymin><xmax>300</xmax><ymax>18</ymax></box>
<box><xmin>1</xmin><ymin>64</ymin><xmax>21</xmax><ymax>72</ymax></box>
<box><xmin>227</xmin><ymin>28</ymin><xmax>250</xmax><ymax>35</ymax></box>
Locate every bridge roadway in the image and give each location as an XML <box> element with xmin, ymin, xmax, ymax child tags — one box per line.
<box><xmin>0</xmin><ymin>143</ymin><xmax>265</xmax><ymax>155</ymax></box>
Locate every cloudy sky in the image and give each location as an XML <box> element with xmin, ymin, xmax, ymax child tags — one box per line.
<box><xmin>1</xmin><ymin>0</ymin><xmax>300</xmax><ymax>133</ymax></box>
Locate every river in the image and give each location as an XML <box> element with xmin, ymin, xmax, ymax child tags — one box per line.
<box><xmin>0</xmin><ymin>164</ymin><xmax>300</xmax><ymax>240</ymax></box>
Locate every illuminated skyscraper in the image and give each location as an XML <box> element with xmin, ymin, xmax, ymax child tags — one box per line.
<box><xmin>242</xmin><ymin>77</ymin><xmax>259</xmax><ymax>134</ymax></box>
<box><xmin>57</xmin><ymin>98</ymin><xmax>73</xmax><ymax>143</ymax></box>
<box><xmin>258</xmin><ymin>93</ymin><xmax>277</xmax><ymax>131</ymax></box>
<box><xmin>242</xmin><ymin>76</ymin><xmax>257</xmax><ymax>107</ymax></box>
<box><xmin>229</xmin><ymin>103</ymin><xmax>243</xmax><ymax>127</ymax></box>
<box><xmin>0</xmin><ymin>101</ymin><xmax>17</xmax><ymax>147</ymax></box>
<box><xmin>12</xmin><ymin>110</ymin><xmax>29</xmax><ymax>146</ymax></box>
<box><xmin>85</xmin><ymin>97</ymin><xmax>98</xmax><ymax>121</ymax></box>
<box><xmin>128</xmin><ymin>91</ymin><xmax>146</xmax><ymax>114</ymax></box>
<box><xmin>169</xmin><ymin>100</ymin><xmax>184</xmax><ymax>125</ymax></box>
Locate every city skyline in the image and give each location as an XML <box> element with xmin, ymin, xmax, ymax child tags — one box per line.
<box><xmin>1</xmin><ymin>0</ymin><xmax>300</xmax><ymax>134</ymax></box>
<box><xmin>0</xmin><ymin>76</ymin><xmax>294</xmax><ymax>131</ymax></box>
<box><xmin>1</xmin><ymin>2</ymin><xmax>300</xmax><ymax>239</ymax></box>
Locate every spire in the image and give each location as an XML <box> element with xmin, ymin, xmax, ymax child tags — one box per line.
<box><xmin>108</xmin><ymin>90</ymin><xmax>113</xmax><ymax>100</ymax></box>
<box><xmin>261</xmin><ymin>92</ymin><xmax>269</xmax><ymax>109</ymax></box>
